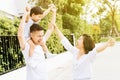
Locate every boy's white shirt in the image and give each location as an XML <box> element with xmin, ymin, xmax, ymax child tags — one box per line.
<box><xmin>24</xmin><ymin>19</ymin><xmax>40</xmax><ymax>39</ymax></box>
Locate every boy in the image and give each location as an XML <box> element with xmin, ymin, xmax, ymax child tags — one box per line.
<box><xmin>24</xmin><ymin>4</ymin><xmax>55</xmax><ymax>39</ymax></box>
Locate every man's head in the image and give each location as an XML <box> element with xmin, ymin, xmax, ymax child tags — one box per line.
<box><xmin>30</xmin><ymin>23</ymin><xmax>45</xmax><ymax>45</ymax></box>
<box><xmin>30</xmin><ymin>6</ymin><xmax>44</xmax><ymax>22</ymax></box>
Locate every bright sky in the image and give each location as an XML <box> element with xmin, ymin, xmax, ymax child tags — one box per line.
<box><xmin>80</xmin><ymin>0</ymin><xmax>120</xmax><ymax>24</ymax></box>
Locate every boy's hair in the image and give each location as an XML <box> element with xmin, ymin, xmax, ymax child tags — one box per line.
<box><xmin>30</xmin><ymin>6</ymin><xmax>43</xmax><ymax>16</ymax></box>
<box><xmin>30</xmin><ymin>23</ymin><xmax>45</xmax><ymax>33</ymax></box>
<box><xmin>82</xmin><ymin>34</ymin><xmax>95</xmax><ymax>54</ymax></box>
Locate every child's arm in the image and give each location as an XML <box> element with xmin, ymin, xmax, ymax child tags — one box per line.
<box><xmin>96</xmin><ymin>38</ymin><xmax>115</xmax><ymax>53</ymax></box>
<box><xmin>17</xmin><ymin>10</ymin><xmax>28</xmax><ymax>50</ymax></box>
<box><xmin>40</xmin><ymin>4</ymin><xmax>55</xmax><ymax>19</ymax></box>
<box><xmin>28</xmin><ymin>39</ymin><xmax>35</xmax><ymax>57</ymax></box>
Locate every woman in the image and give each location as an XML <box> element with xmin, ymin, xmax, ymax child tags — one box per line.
<box><xmin>54</xmin><ymin>24</ymin><xmax>115</xmax><ymax>80</ymax></box>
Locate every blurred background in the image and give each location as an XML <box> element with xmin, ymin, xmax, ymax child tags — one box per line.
<box><xmin>0</xmin><ymin>0</ymin><xmax>120</xmax><ymax>79</ymax></box>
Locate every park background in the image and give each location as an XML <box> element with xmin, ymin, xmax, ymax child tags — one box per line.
<box><xmin>0</xmin><ymin>0</ymin><xmax>120</xmax><ymax>80</ymax></box>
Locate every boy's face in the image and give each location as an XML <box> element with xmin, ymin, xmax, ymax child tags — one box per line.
<box><xmin>31</xmin><ymin>14</ymin><xmax>43</xmax><ymax>22</ymax></box>
<box><xmin>30</xmin><ymin>30</ymin><xmax>44</xmax><ymax>45</ymax></box>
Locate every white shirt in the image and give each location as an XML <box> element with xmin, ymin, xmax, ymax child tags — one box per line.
<box><xmin>24</xmin><ymin>19</ymin><xmax>40</xmax><ymax>39</ymax></box>
<box><xmin>24</xmin><ymin>19</ymin><xmax>34</xmax><ymax>39</ymax></box>
<box><xmin>61</xmin><ymin>37</ymin><xmax>97</xmax><ymax>80</ymax></box>
<box><xmin>22</xmin><ymin>42</ymin><xmax>48</xmax><ymax>80</ymax></box>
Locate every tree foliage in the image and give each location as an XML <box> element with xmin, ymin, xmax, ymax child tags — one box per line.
<box><xmin>0</xmin><ymin>16</ymin><xmax>19</xmax><ymax>36</ymax></box>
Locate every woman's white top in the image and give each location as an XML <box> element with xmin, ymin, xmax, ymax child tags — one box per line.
<box><xmin>61</xmin><ymin>37</ymin><xmax>97</xmax><ymax>80</ymax></box>
<box><xmin>22</xmin><ymin>42</ymin><xmax>47</xmax><ymax>80</ymax></box>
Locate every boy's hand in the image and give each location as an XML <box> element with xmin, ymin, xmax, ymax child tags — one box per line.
<box><xmin>28</xmin><ymin>39</ymin><xmax>35</xmax><ymax>48</ymax></box>
<box><xmin>39</xmin><ymin>39</ymin><xmax>46</xmax><ymax>46</ymax></box>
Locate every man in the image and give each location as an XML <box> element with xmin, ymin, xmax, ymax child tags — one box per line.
<box><xmin>17</xmin><ymin>4</ymin><xmax>56</xmax><ymax>80</ymax></box>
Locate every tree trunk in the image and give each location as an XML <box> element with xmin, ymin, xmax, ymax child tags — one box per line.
<box><xmin>110</xmin><ymin>7</ymin><xmax>120</xmax><ymax>37</ymax></box>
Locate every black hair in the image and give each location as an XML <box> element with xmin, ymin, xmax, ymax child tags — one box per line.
<box><xmin>30</xmin><ymin>23</ymin><xmax>45</xmax><ymax>33</ymax></box>
<box><xmin>30</xmin><ymin>6</ymin><xmax>43</xmax><ymax>16</ymax></box>
<box><xmin>82</xmin><ymin>34</ymin><xmax>95</xmax><ymax>54</ymax></box>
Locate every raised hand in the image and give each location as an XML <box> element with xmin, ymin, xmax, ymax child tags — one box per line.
<box><xmin>106</xmin><ymin>38</ymin><xmax>116</xmax><ymax>47</ymax></box>
<box><xmin>48</xmin><ymin>4</ymin><xmax>57</xmax><ymax>12</ymax></box>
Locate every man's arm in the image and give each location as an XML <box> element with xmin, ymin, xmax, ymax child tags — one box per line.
<box><xmin>17</xmin><ymin>10</ymin><xmax>28</xmax><ymax>50</ymax></box>
<box><xmin>44</xmin><ymin>5</ymin><xmax>57</xmax><ymax>42</ymax></box>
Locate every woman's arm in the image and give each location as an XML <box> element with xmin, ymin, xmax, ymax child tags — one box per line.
<box><xmin>54</xmin><ymin>24</ymin><xmax>77</xmax><ymax>53</ymax></box>
<box><xmin>44</xmin><ymin>4</ymin><xmax>56</xmax><ymax>42</ymax></box>
<box><xmin>96</xmin><ymin>38</ymin><xmax>115</xmax><ymax>53</ymax></box>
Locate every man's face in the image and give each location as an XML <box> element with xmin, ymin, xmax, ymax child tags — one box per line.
<box><xmin>31</xmin><ymin>14</ymin><xmax>43</xmax><ymax>22</ymax></box>
<box><xmin>30</xmin><ymin>30</ymin><xmax>44</xmax><ymax>45</ymax></box>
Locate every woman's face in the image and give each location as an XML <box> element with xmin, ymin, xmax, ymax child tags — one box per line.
<box><xmin>30</xmin><ymin>30</ymin><xmax>44</xmax><ymax>45</ymax></box>
<box><xmin>76</xmin><ymin>36</ymin><xmax>84</xmax><ymax>49</ymax></box>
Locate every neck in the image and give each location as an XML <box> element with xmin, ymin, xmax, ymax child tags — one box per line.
<box><xmin>76</xmin><ymin>49</ymin><xmax>86</xmax><ymax>60</ymax></box>
<box><xmin>79</xmin><ymin>48</ymin><xmax>86</xmax><ymax>55</ymax></box>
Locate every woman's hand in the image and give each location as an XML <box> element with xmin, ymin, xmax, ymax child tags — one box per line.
<box><xmin>106</xmin><ymin>38</ymin><xmax>116</xmax><ymax>47</ymax></box>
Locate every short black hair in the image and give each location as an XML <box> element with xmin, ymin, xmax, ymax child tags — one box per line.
<box><xmin>30</xmin><ymin>6</ymin><xmax>43</xmax><ymax>16</ymax></box>
<box><xmin>30</xmin><ymin>23</ymin><xmax>45</xmax><ymax>33</ymax></box>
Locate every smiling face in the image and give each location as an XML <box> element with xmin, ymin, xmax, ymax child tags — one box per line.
<box><xmin>30</xmin><ymin>23</ymin><xmax>45</xmax><ymax>45</ymax></box>
<box><xmin>30</xmin><ymin>30</ymin><xmax>44</xmax><ymax>45</ymax></box>
<box><xmin>76</xmin><ymin>36</ymin><xmax>84</xmax><ymax>49</ymax></box>
<box><xmin>76</xmin><ymin>34</ymin><xmax>95</xmax><ymax>54</ymax></box>
<box><xmin>30</xmin><ymin>6</ymin><xmax>43</xmax><ymax>22</ymax></box>
<box><xmin>31</xmin><ymin>14</ymin><xmax>43</xmax><ymax>22</ymax></box>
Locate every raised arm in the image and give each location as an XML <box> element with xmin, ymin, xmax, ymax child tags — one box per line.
<box><xmin>54</xmin><ymin>24</ymin><xmax>64</xmax><ymax>40</ymax></box>
<box><xmin>96</xmin><ymin>38</ymin><xmax>115</xmax><ymax>53</ymax></box>
<box><xmin>25</xmin><ymin>4</ymin><xmax>31</xmax><ymax>23</ymax></box>
<box><xmin>40</xmin><ymin>4</ymin><xmax>55</xmax><ymax>19</ymax></box>
<box><xmin>44</xmin><ymin>4</ymin><xmax>57</xmax><ymax>42</ymax></box>
<box><xmin>17</xmin><ymin>10</ymin><xmax>28</xmax><ymax>50</ymax></box>
<box><xmin>54</xmin><ymin>24</ymin><xmax>77</xmax><ymax>53</ymax></box>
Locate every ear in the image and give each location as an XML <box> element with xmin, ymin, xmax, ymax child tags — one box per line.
<box><xmin>31</xmin><ymin>13</ymin><xmax>35</xmax><ymax>17</ymax></box>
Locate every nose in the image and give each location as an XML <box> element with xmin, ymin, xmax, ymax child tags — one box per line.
<box><xmin>39</xmin><ymin>36</ymin><xmax>43</xmax><ymax>40</ymax></box>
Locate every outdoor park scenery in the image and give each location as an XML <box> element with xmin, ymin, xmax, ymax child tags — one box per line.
<box><xmin>0</xmin><ymin>0</ymin><xmax>120</xmax><ymax>80</ymax></box>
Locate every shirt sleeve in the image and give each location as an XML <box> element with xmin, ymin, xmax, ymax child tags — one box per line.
<box><xmin>61</xmin><ymin>37</ymin><xmax>78</xmax><ymax>54</ymax></box>
<box><xmin>87</xmin><ymin>48</ymin><xmax>97</xmax><ymax>62</ymax></box>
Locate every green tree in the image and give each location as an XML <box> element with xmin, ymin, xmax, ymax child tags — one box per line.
<box><xmin>0</xmin><ymin>17</ymin><xmax>19</xmax><ymax>36</ymax></box>
<box><xmin>96</xmin><ymin>0</ymin><xmax>120</xmax><ymax>36</ymax></box>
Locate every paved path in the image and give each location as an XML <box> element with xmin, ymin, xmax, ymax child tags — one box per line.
<box><xmin>0</xmin><ymin>42</ymin><xmax>120</xmax><ymax>80</ymax></box>
<box><xmin>93</xmin><ymin>42</ymin><xmax>120</xmax><ymax>80</ymax></box>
